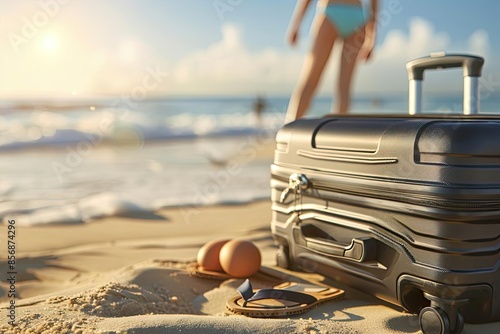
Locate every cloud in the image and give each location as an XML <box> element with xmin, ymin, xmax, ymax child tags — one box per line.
<box><xmin>88</xmin><ymin>37</ymin><xmax>161</xmax><ymax>94</ymax></box>
<box><xmin>376</xmin><ymin>18</ymin><xmax>451</xmax><ymax>60</ymax></box>
<box><xmin>167</xmin><ymin>24</ymin><xmax>304</xmax><ymax>95</ymax></box>
<box><xmin>164</xmin><ymin>18</ymin><xmax>493</xmax><ymax>97</ymax></box>
<box><xmin>468</xmin><ymin>29</ymin><xmax>489</xmax><ymax>56</ymax></box>
<box><xmin>349</xmin><ymin>17</ymin><xmax>492</xmax><ymax>95</ymax></box>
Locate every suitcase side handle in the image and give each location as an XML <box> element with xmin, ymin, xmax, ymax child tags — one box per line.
<box><xmin>293</xmin><ymin>227</ymin><xmax>377</xmax><ymax>263</ymax></box>
<box><xmin>406</xmin><ymin>53</ymin><xmax>484</xmax><ymax>115</ymax></box>
<box><xmin>306</xmin><ymin>237</ymin><xmax>377</xmax><ymax>262</ymax></box>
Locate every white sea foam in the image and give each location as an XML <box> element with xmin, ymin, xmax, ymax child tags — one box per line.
<box><xmin>9</xmin><ymin>193</ymin><xmax>150</xmax><ymax>226</ymax></box>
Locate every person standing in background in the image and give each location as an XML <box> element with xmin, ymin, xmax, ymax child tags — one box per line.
<box><xmin>253</xmin><ymin>95</ymin><xmax>267</xmax><ymax>126</ymax></box>
<box><xmin>285</xmin><ymin>0</ymin><xmax>378</xmax><ymax>123</ymax></box>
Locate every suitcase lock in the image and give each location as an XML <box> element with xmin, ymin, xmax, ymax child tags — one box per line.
<box><xmin>280</xmin><ymin>173</ymin><xmax>309</xmax><ymax>203</ymax></box>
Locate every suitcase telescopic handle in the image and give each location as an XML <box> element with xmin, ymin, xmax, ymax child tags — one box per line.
<box><xmin>406</xmin><ymin>53</ymin><xmax>484</xmax><ymax>115</ymax></box>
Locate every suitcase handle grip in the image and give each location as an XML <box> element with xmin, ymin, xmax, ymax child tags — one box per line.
<box><xmin>294</xmin><ymin>226</ymin><xmax>377</xmax><ymax>262</ymax></box>
<box><xmin>406</xmin><ymin>53</ymin><xmax>484</xmax><ymax>115</ymax></box>
<box><xmin>406</xmin><ymin>53</ymin><xmax>484</xmax><ymax>81</ymax></box>
<box><xmin>304</xmin><ymin>237</ymin><xmax>376</xmax><ymax>262</ymax></box>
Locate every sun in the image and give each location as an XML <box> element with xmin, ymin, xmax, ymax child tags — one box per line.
<box><xmin>41</xmin><ymin>33</ymin><xmax>61</xmax><ymax>55</ymax></box>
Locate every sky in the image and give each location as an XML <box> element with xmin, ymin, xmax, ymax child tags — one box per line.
<box><xmin>0</xmin><ymin>0</ymin><xmax>499</xmax><ymax>98</ymax></box>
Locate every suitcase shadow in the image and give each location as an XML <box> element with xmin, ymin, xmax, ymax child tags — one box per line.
<box><xmin>305</xmin><ymin>277</ymin><xmax>421</xmax><ymax>332</ymax></box>
<box><xmin>261</xmin><ymin>266</ymin><xmax>420</xmax><ymax>331</ymax></box>
<box><xmin>290</xmin><ymin>298</ymin><xmax>420</xmax><ymax>333</ymax></box>
<box><xmin>385</xmin><ymin>315</ymin><xmax>421</xmax><ymax>333</ymax></box>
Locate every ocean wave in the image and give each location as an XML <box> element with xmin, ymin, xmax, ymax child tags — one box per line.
<box><xmin>0</xmin><ymin>109</ymin><xmax>284</xmax><ymax>152</ymax></box>
<box><xmin>3</xmin><ymin>191</ymin><xmax>270</xmax><ymax>226</ymax></box>
<box><xmin>3</xmin><ymin>193</ymin><xmax>149</xmax><ymax>226</ymax></box>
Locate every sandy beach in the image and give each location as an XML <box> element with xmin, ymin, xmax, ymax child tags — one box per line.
<box><xmin>0</xmin><ymin>196</ymin><xmax>499</xmax><ymax>333</ymax></box>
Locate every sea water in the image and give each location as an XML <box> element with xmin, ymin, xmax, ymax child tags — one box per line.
<box><xmin>1</xmin><ymin>95</ymin><xmax>499</xmax><ymax>226</ymax></box>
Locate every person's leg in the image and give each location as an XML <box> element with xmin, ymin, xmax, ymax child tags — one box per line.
<box><xmin>335</xmin><ymin>28</ymin><xmax>366</xmax><ymax>114</ymax></box>
<box><xmin>285</xmin><ymin>14</ymin><xmax>338</xmax><ymax>124</ymax></box>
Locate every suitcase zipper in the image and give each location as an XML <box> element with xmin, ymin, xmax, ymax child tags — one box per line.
<box><xmin>279</xmin><ymin>173</ymin><xmax>310</xmax><ymax>203</ymax></box>
<box><xmin>273</xmin><ymin>173</ymin><xmax>500</xmax><ymax>210</ymax></box>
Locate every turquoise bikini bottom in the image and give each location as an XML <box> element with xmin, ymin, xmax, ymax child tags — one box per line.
<box><xmin>320</xmin><ymin>4</ymin><xmax>366</xmax><ymax>38</ymax></box>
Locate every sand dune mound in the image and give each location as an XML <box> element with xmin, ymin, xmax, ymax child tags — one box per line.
<box><xmin>67</xmin><ymin>281</ymin><xmax>195</xmax><ymax>317</ymax></box>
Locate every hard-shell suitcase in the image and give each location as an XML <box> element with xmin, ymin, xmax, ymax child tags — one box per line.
<box><xmin>270</xmin><ymin>54</ymin><xmax>500</xmax><ymax>334</ymax></box>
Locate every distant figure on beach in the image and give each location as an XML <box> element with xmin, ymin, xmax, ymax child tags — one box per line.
<box><xmin>285</xmin><ymin>0</ymin><xmax>378</xmax><ymax>123</ymax></box>
<box><xmin>253</xmin><ymin>95</ymin><xmax>267</xmax><ymax>126</ymax></box>
<box><xmin>371</xmin><ymin>97</ymin><xmax>382</xmax><ymax>108</ymax></box>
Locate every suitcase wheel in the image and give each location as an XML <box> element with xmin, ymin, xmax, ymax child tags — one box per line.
<box><xmin>276</xmin><ymin>246</ymin><xmax>292</xmax><ymax>269</ymax></box>
<box><xmin>419</xmin><ymin>306</ymin><xmax>464</xmax><ymax>334</ymax></box>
